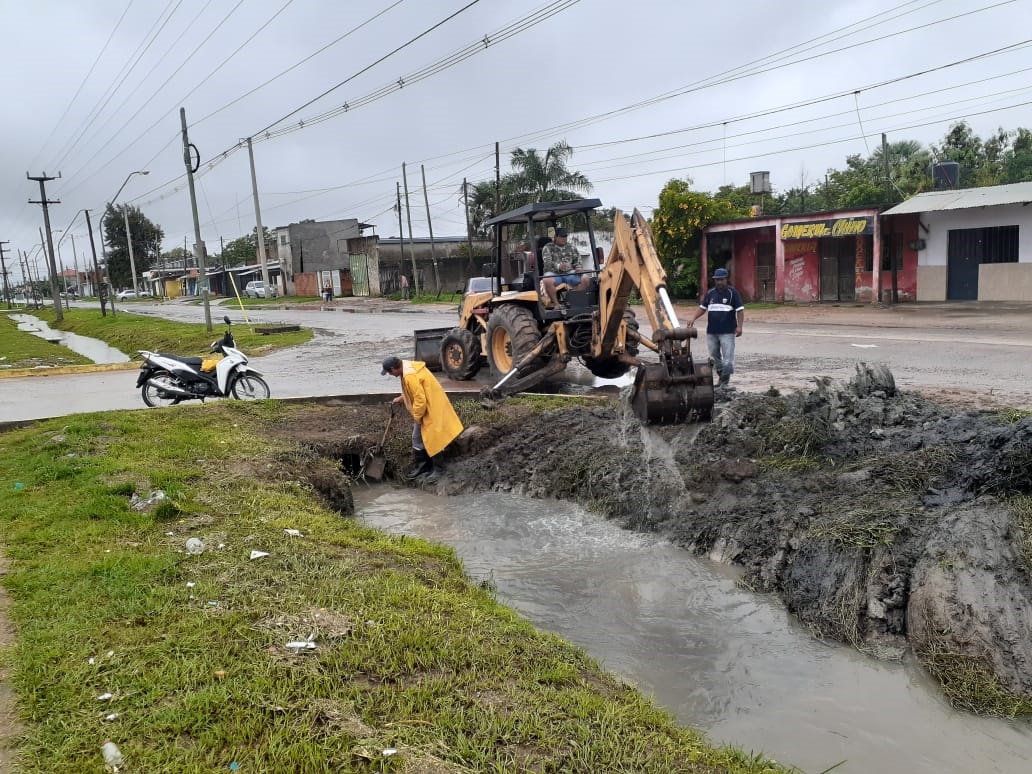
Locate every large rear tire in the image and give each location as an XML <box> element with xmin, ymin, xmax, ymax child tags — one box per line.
<box><xmin>583</xmin><ymin>310</ymin><xmax>641</xmax><ymax>379</ymax></box>
<box><xmin>141</xmin><ymin>370</ymin><xmax>181</xmax><ymax>408</ymax></box>
<box><xmin>231</xmin><ymin>373</ymin><xmax>271</xmax><ymax>399</ymax></box>
<box><xmin>440</xmin><ymin>327</ymin><xmax>482</xmax><ymax>380</ymax></box>
<box><xmin>486</xmin><ymin>304</ymin><xmax>543</xmax><ymax>376</ymax></box>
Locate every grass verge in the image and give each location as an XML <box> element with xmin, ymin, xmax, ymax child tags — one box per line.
<box><xmin>218</xmin><ymin>296</ymin><xmax>322</xmax><ymax>307</ymax></box>
<box><xmin>31</xmin><ymin>308</ymin><xmax>312</xmax><ymax>358</ymax></box>
<box><xmin>0</xmin><ymin>313</ymin><xmax>91</xmax><ymax>369</ymax></box>
<box><xmin>0</xmin><ymin>402</ymin><xmax>788</xmax><ymax>773</ymax></box>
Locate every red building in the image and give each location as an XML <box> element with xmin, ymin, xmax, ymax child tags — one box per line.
<box><xmin>702</xmin><ymin>207</ymin><xmax>920</xmax><ymax>303</ymax></box>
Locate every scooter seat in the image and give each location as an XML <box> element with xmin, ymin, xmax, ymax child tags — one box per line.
<box><xmin>159</xmin><ymin>354</ymin><xmax>204</xmax><ymax>368</ymax></box>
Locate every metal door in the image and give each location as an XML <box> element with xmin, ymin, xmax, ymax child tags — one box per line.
<box><xmin>838</xmin><ymin>244</ymin><xmax>856</xmax><ymax>301</ymax></box>
<box><xmin>947</xmin><ymin>229</ymin><xmax>981</xmax><ymax>300</ymax></box>
<box><xmin>819</xmin><ymin>239</ymin><xmax>839</xmax><ymax>300</ymax></box>
<box><xmin>755</xmin><ymin>242</ymin><xmax>775</xmax><ymax>301</ymax></box>
<box><xmin>349</xmin><ymin>254</ymin><xmax>370</xmax><ymax>297</ymax></box>
<box><xmin>819</xmin><ymin>238</ymin><xmax>856</xmax><ymax>301</ymax></box>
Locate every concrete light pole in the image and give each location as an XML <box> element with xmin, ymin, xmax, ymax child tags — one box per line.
<box><xmin>108</xmin><ymin>170</ymin><xmax>149</xmax><ymax>294</ymax></box>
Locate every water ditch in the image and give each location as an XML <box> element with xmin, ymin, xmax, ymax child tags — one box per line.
<box><xmin>355</xmin><ymin>486</ymin><xmax>1032</xmax><ymax>774</ymax></box>
<box><xmin>9</xmin><ymin>314</ymin><xmax>129</xmax><ymax>364</ymax></box>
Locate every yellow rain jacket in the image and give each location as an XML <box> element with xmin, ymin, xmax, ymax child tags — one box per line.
<box><xmin>400</xmin><ymin>360</ymin><xmax>463</xmax><ymax>457</ymax></box>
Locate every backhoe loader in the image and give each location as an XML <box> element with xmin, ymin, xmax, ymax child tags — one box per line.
<box><xmin>414</xmin><ymin>199</ymin><xmax>713</xmax><ymax>423</ymax></box>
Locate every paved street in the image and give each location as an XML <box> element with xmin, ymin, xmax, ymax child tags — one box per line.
<box><xmin>2</xmin><ymin>299</ymin><xmax>1030</xmax><ymax>423</ymax></box>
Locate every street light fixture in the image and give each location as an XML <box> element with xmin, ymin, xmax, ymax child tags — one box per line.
<box><xmin>108</xmin><ymin>170</ymin><xmax>149</xmax><ymax>294</ymax></box>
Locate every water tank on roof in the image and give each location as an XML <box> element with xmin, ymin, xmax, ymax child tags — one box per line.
<box><xmin>932</xmin><ymin>162</ymin><xmax>960</xmax><ymax>189</ymax></box>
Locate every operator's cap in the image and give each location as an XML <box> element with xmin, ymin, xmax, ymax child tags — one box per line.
<box><xmin>712</xmin><ymin>267</ymin><xmax>730</xmax><ymax>279</ymax></box>
<box><xmin>554</xmin><ymin>227</ymin><xmax>568</xmax><ymax>237</ymax></box>
<box><xmin>380</xmin><ymin>356</ymin><xmax>402</xmax><ymax>375</ymax></box>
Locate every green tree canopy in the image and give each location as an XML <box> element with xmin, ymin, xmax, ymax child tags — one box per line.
<box><xmin>651</xmin><ymin>178</ymin><xmax>749</xmax><ymax>299</ymax></box>
<box><xmin>216</xmin><ymin>227</ymin><xmax>273</xmax><ymax>268</ymax></box>
<box><xmin>102</xmin><ymin>204</ymin><xmax>163</xmax><ymax>288</ymax></box>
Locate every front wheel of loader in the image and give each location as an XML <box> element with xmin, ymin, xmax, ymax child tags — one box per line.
<box><xmin>440</xmin><ymin>327</ymin><xmax>482</xmax><ymax>380</ymax></box>
<box><xmin>583</xmin><ymin>310</ymin><xmax>640</xmax><ymax>379</ymax></box>
<box><xmin>486</xmin><ymin>304</ymin><xmax>543</xmax><ymax>376</ymax></box>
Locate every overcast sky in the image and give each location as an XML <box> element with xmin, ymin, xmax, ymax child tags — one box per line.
<box><xmin>1</xmin><ymin>0</ymin><xmax>1029</xmax><ymax>278</ymax></box>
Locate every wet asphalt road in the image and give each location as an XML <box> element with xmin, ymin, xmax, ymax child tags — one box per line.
<box><xmin>1</xmin><ymin>299</ymin><xmax>1030</xmax><ymax>423</ymax></box>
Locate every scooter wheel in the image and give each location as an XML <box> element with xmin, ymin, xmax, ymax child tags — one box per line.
<box><xmin>231</xmin><ymin>374</ymin><xmax>270</xmax><ymax>400</ymax></box>
<box><xmin>141</xmin><ymin>371</ymin><xmax>182</xmax><ymax>408</ymax></box>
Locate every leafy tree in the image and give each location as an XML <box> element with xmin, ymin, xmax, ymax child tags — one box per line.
<box><xmin>1002</xmin><ymin>128</ymin><xmax>1032</xmax><ymax>183</ymax></box>
<box><xmin>217</xmin><ymin>227</ymin><xmax>273</xmax><ymax>267</ymax></box>
<box><xmin>650</xmin><ymin>178</ymin><xmax>749</xmax><ymax>299</ymax></box>
<box><xmin>102</xmin><ymin>204</ymin><xmax>163</xmax><ymax>288</ymax></box>
<box><xmin>159</xmin><ymin>246</ymin><xmax>191</xmax><ymax>268</ymax></box>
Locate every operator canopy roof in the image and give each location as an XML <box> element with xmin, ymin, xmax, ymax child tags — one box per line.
<box><xmin>483</xmin><ymin>199</ymin><xmax>603</xmax><ymax>227</ymax></box>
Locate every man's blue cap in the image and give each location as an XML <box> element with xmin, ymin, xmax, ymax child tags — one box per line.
<box><xmin>712</xmin><ymin>267</ymin><xmax>729</xmax><ymax>279</ymax></box>
<box><xmin>554</xmin><ymin>227</ymin><xmax>568</xmax><ymax>237</ymax></box>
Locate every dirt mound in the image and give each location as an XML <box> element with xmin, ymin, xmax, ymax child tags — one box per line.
<box><xmin>438</xmin><ymin>366</ymin><xmax>1032</xmax><ymax>712</ymax></box>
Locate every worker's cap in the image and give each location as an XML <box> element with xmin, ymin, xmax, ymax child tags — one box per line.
<box><xmin>554</xmin><ymin>227</ymin><xmax>568</xmax><ymax>237</ymax></box>
<box><xmin>380</xmin><ymin>356</ymin><xmax>402</xmax><ymax>375</ymax></box>
<box><xmin>712</xmin><ymin>267</ymin><xmax>730</xmax><ymax>279</ymax></box>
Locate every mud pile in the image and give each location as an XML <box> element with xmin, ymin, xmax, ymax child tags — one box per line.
<box><xmin>438</xmin><ymin>366</ymin><xmax>1032</xmax><ymax>711</ymax></box>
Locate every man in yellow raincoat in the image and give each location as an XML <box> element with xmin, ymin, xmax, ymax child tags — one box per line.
<box><xmin>382</xmin><ymin>356</ymin><xmax>463</xmax><ymax>481</ymax></box>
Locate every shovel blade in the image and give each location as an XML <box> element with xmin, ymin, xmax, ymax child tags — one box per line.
<box><xmin>363</xmin><ymin>454</ymin><xmax>387</xmax><ymax>481</ymax></box>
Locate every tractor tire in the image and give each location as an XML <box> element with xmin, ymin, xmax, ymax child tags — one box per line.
<box><xmin>583</xmin><ymin>310</ymin><xmax>641</xmax><ymax>379</ymax></box>
<box><xmin>486</xmin><ymin>304</ymin><xmax>544</xmax><ymax>376</ymax></box>
<box><xmin>440</xmin><ymin>327</ymin><xmax>482</xmax><ymax>381</ymax></box>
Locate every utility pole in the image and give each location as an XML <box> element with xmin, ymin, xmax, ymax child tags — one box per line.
<box><xmin>122</xmin><ymin>205</ymin><xmax>140</xmax><ymax>295</ymax></box>
<box><xmin>402</xmin><ymin>163</ymin><xmax>419</xmax><ymax>294</ymax></box>
<box><xmin>70</xmin><ymin>233</ymin><xmax>82</xmax><ymax>296</ymax></box>
<box><xmin>97</xmin><ymin>208</ymin><xmax>118</xmax><ymax>315</ymax></box>
<box><xmin>84</xmin><ymin>209</ymin><xmax>108</xmax><ymax>316</ymax></box>
<box><xmin>882</xmin><ymin>132</ymin><xmax>898</xmax><ymax>305</ymax></box>
<box><xmin>180</xmin><ymin>107</ymin><xmax>212</xmax><ymax>331</ymax></box>
<box><xmin>27</xmin><ymin>172</ymin><xmax>63</xmax><ymax>321</ymax></box>
<box><xmin>462</xmin><ymin>177</ymin><xmax>472</xmax><ymax>266</ymax></box>
<box><xmin>494</xmin><ymin>141</ymin><xmax>501</xmax><ymax>217</ymax></box>
<box><xmin>396</xmin><ymin>182</ymin><xmax>411</xmax><ymax>294</ymax></box>
<box><xmin>0</xmin><ymin>241</ymin><xmax>11</xmax><ymax>308</ymax></box>
<box><xmin>420</xmin><ymin>165</ymin><xmax>440</xmax><ymax>293</ymax></box>
<box><xmin>246</xmin><ymin>137</ymin><xmax>272</xmax><ymax>297</ymax></box>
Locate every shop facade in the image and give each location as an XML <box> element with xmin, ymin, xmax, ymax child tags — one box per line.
<box><xmin>702</xmin><ymin>207</ymin><xmax>920</xmax><ymax>303</ymax></box>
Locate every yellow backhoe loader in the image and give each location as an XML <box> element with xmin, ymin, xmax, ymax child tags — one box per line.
<box><xmin>414</xmin><ymin>199</ymin><xmax>713</xmax><ymax>423</ymax></box>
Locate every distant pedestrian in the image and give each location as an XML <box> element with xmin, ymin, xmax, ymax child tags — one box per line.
<box><xmin>382</xmin><ymin>356</ymin><xmax>463</xmax><ymax>481</ymax></box>
<box><xmin>687</xmin><ymin>267</ymin><xmax>744</xmax><ymax>389</ymax></box>
<box><xmin>400</xmin><ymin>273</ymin><xmax>410</xmax><ymax>300</ymax></box>
<box><xmin>322</xmin><ymin>282</ymin><xmax>333</xmax><ymax>303</ymax></box>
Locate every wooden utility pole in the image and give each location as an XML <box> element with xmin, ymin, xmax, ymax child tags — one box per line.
<box><xmin>463</xmin><ymin>177</ymin><xmax>474</xmax><ymax>276</ymax></box>
<box><xmin>402</xmin><ymin>163</ymin><xmax>418</xmax><ymax>294</ymax></box>
<box><xmin>396</xmin><ymin>182</ymin><xmax>411</xmax><ymax>294</ymax></box>
<box><xmin>246</xmin><ymin>137</ymin><xmax>272</xmax><ymax>296</ymax></box>
<box><xmin>494</xmin><ymin>141</ymin><xmax>501</xmax><ymax>217</ymax></box>
<box><xmin>883</xmin><ymin>132</ymin><xmax>898</xmax><ymax>305</ymax></box>
<box><xmin>27</xmin><ymin>172</ymin><xmax>63</xmax><ymax>321</ymax></box>
<box><xmin>0</xmin><ymin>241</ymin><xmax>11</xmax><ymax>308</ymax></box>
<box><xmin>180</xmin><ymin>108</ymin><xmax>212</xmax><ymax>331</ymax></box>
<box><xmin>420</xmin><ymin>165</ymin><xmax>440</xmax><ymax>293</ymax></box>
<box><xmin>84</xmin><ymin>209</ymin><xmax>109</xmax><ymax>316</ymax></box>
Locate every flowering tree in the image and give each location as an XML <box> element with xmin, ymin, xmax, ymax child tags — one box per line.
<box><xmin>650</xmin><ymin>178</ymin><xmax>747</xmax><ymax>298</ymax></box>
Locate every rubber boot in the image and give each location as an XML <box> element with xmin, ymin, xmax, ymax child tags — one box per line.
<box><xmin>418</xmin><ymin>455</ymin><xmax>439</xmax><ymax>483</ymax></box>
<box><xmin>718</xmin><ymin>371</ymin><xmax>731</xmax><ymax>388</ymax></box>
<box><xmin>405</xmin><ymin>449</ymin><xmax>430</xmax><ymax>480</ymax></box>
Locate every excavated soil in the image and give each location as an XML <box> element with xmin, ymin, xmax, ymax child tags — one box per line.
<box><xmin>273</xmin><ymin>373</ymin><xmax>1032</xmax><ymax>711</ymax></box>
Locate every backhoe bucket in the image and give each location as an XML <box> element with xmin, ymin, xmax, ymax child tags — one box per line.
<box><xmin>629</xmin><ymin>360</ymin><xmax>714</xmax><ymax>424</ymax></box>
<box><xmin>413</xmin><ymin>327</ymin><xmax>450</xmax><ymax>372</ymax></box>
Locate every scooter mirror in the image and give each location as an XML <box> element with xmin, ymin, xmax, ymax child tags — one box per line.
<box><xmin>223</xmin><ymin>315</ymin><xmax>231</xmax><ymax>326</ymax></box>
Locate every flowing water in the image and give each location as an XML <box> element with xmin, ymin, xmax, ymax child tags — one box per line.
<box><xmin>9</xmin><ymin>314</ymin><xmax>129</xmax><ymax>364</ymax></box>
<box><xmin>355</xmin><ymin>487</ymin><xmax>1032</xmax><ymax>774</ymax></box>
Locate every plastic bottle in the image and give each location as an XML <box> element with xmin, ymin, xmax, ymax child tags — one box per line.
<box><xmin>185</xmin><ymin>537</ymin><xmax>205</xmax><ymax>555</ymax></box>
<box><xmin>101</xmin><ymin>740</ymin><xmax>123</xmax><ymax>768</ymax></box>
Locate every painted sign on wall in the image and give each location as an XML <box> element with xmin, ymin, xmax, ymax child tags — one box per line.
<box><xmin>781</xmin><ymin>217</ymin><xmax>873</xmax><ymax>240</ymax></box>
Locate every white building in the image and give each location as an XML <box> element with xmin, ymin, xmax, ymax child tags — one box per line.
<box><xmin>882</xmin><ymin>182</ymin><xmax>1032</xmax><ymax>301</ymax></box>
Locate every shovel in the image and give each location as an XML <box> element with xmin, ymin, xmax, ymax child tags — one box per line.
<box><xmin>361</xmin><ymin>404</ymin><xmax>395</xmax><ymax>481</ymax></box>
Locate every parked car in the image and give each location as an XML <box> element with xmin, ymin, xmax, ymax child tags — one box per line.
<box><xmin>244</xmin><ymin>280</ymin><xmax>277</xmax><ymax>298</ymax></box>
<box><xmin>117</xmin><ymin>290</ymin><xmax>151</xmax><ymax>301</ymax></box>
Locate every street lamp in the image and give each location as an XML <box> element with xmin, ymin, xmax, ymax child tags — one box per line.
<box><xmin>108</xmin><ymin>170</ymin><xmax>149</xmax><ymax>294</ymax></box>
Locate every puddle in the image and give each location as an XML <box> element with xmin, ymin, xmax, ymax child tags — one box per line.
<box><xmin>9</xmin><ymin>314</ymin><xmax>129</xmax><ymax>364</ymax></box>
<box><xmin>356</xmin><ymin>487</ymin><xmax>1032</xmax><ymax>774</ymax></box>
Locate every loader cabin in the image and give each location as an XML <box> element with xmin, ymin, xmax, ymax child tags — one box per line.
<box><xmin>482</xmin><ymin>199</ymin><xmax>604</xmax><ymax>320</ymax></box>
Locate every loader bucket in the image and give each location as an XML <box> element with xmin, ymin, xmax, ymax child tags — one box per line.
<box><xmin>413</xmin><ymin>327</ymin><xmax>451</xmax><ymax>371</ymax></box>
<box><xmin>629</xmin><ymin>360</ymin><xmax>714</xmax><ymax>424</ymax></box>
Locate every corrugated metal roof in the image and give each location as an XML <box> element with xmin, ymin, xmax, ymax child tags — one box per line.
<box><xmin>882</xmin><ymin>181</ymin><xmax>1032</xmax><ymax>215</ymax></box>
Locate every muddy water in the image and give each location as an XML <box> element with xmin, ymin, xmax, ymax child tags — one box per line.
<box><xmin>355</xmin><ymin>488</ymin><xmax>1032</xmax><ymax>774</ymax></box>
<box><xmin>10</xmin><ymin>314</ymin><xmax>129</xmax><ymax>364</ymax></box>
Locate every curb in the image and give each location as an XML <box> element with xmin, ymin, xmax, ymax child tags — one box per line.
<box><xmin>0</xmin><ymin>362</ymin><xmax>137</xmax><ymax>380</ymax></box>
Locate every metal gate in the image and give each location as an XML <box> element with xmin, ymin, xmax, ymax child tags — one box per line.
<box><xmin>755</xmin><ymin>242</ymin><xmax>775</xmax><ymax>301</ymax></box>
<box><xmin>947</xmin><ymin>229</ymin><xmax>981</xmax><ymax>300</ymax></box>
<box><xmin>819</xmin><ymin>238</ymin><xmax>856</xmax><ymax>302</ymax></box>
<box><xmin>349</xmin><ymin>254</ymin><xmax>370</xmax><ymax>297</ymax></box>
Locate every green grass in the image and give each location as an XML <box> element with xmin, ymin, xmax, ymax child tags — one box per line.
<box><xmin>0</xmin><ymin>313</ymin><xmax>91</xmax><ymax>369</ymax></box>
<box><xmin>31</xmin><ymin>308</ymin><xmax>312</xmax><ymax>359</ymax></box>
<box><xmin>219</xmin><ymin>296</ymin><xmax>322</xmax><ymax>307</ymax></box>
<box><xmin>0</xmin><ymin>403</ymin><xmax>790</xmax><ymax>773</ymax></box>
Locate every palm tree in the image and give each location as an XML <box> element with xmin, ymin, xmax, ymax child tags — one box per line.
<box><xmin>461</xmin><ymin>141</ymin><xmax>593</xmax><ymax>234</ymax></box>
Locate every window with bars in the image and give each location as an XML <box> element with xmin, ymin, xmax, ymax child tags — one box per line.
<box><xmin>980</xmin><ymin>225</ymin><xmax>1019</xmax><ymax>264</ymax></box>
<box><xmin>880</xmin><ymin>232</ymin><xmax>904</xmax><ymax>271</ymax></box>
